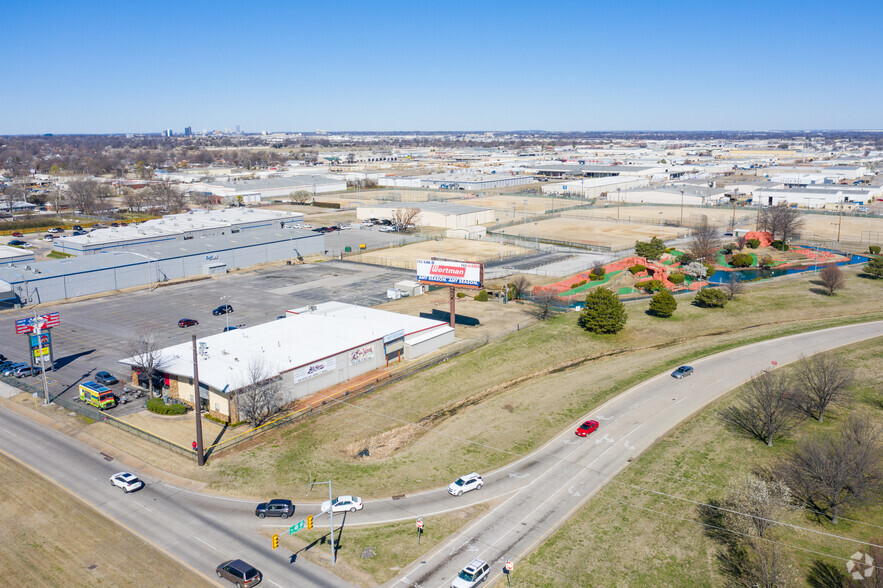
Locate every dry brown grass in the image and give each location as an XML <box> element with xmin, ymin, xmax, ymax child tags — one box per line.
<box><xmin>0</xmin><ymin>453</ymin><xmax>211</xmax><ymax>586</ymax></box>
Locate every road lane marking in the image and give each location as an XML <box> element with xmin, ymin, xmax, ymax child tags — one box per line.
<box><xmin>194</xmin><ymin>536</ymin><xmax>216</xmax><ymax>550</ymax></box>
<box><xmin>137</xmin><ymin>502</ymin><xmax>152</xmax><ymax>512</ymax></box>
<box><xmin>267</xmin><ymin>580</ymin><xmax>284</xmax><ymax>588</ymax></box>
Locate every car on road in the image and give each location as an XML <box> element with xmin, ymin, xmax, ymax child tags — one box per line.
<box><xmin>178</xmin><ymin>318</ymin><xmax>198</xmax><ymax>328</ymax></box>
<box><xmin>94</xmin><ymin>371</ymin><xmax>119</xmax><ymax>385</ymax></box>
<box><xmin>320</xmin><ymin>495</ymin><xmax>363</xmax><ymax>513</ymax></box>
<box><xmin>11</xmin><ymin>231</ymin><xmax>23</xmax><ymax>237</ymax></box>
<box><xmin>212</xmin><ymin>304</ymin><xmax>234</xmax><ymax>315</ymax></box>
<box><xmin>47</xmin><ymin>227</ymin><xmax>64</xmax><ymax>233</ymax></box>
<box><xmin>216</xmin><ymin>559</ymin><xmax>262</xmax><ymax>587</ymax></box>
<box><xmin>2</xmin><ymin>363</ymin><xmax>27</xmax><ymax>377</ymax></box>
<box><xmin>451</xmin><ymin>558</ymin><xmax>490</xmax><ymax>588</ymax></box>
<box><xmin>109</xmin><ymin>472</ymin><xmax>144</xmax><ymax>493</ymax></box>
<box><xmin>671</xmin><ymin>365</ymin><xmax>694</xmax><ymax>379</ymax></box>
<box><xmin>254</xmin><ymin>499</ymin><xmax>295</xmax><ymax>519</ymax></box>
<box><xmin>575</xmin><ymin>420</ymin><xmax>599</xmax><ymax>437</ymax></box>
<box><xmin>448</xmin><ymin>473</ymin><xmax>484</xmax><ymax>496</ymax></box>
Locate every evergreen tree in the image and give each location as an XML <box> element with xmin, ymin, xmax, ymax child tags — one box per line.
<box><xmin>578</xmin><ymin>288</ymin><xmax>628</xmax><ymax>334</ymax></box>
<box><xmin>649</xmin><ymin>289</ymin><xmax>677</xmax><ymax>317</ymax></box>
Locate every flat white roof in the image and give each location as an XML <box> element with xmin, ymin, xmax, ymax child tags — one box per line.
<box><xmin>119</xmin><ymin>302</ymin><xmax>449</xmax><ymax>392</ymax></box>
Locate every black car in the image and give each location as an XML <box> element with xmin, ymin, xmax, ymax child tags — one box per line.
<box><xmin>222</xmin><ymin>326</ymin><xmax>238</xmax><ymax>332</ymax></box>
<box><xmin>254</xmin><ymin>499</ymin><xmax>295</xmax><ymax>519</ymax></box>
<box><xmin>73</xmin><ymin>225</ymin><xmax>83</xmax><ymax>231</ymax></box>
<box><xmin>95</xmin><ymin>371</ymin><xmax>119</xmax><ymax>385</ymax></box>
<box><xmin>216</xmin><ymin>559</ymin><xmax>261</xmax><ymax>587</ymax></box>
<box><xmin>212</xmin><ymin>304</ymin><xmax>234</xmax><ymax>316</ymax></box>
<box><xmin>7</xmin><ymin>240</ymin><xmax>26</xmax><ymax>246</ymax></box>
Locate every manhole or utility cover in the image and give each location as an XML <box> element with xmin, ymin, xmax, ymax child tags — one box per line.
<box><xmin>361</xmin><ymin>547</ymin><xmax>376</xmax><ymax>559</ymax></box>
<box><xmin>87</xmin><ymin>564</ymin><xmax>98</xmax><ymax>570</ymax></box>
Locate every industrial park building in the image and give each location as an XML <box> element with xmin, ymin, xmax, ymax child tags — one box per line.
<box><xmin>356</xmin><ymin>202</ymin><xmax>496</xmax><ymax>228</ymax></box>
<box><xmin>119</xmin><ymin>302</ymin><xmax>455</xmax><ymax>421</ymax></box>
<box><xmin>613</xmin><ymin>185</ymin><xmax>730</xmax><ymax>207</ymax></box>
<box><xmin>752</xmin><ymin>186</ymin><xmax>878</xmax><ymax>209</ymax></box>
<box><xmin>0</xmin><ymin>228</ymin><xmax>323</xmax><ymax>306</ymax></box>
<box><xmin>540</xmin><ymin>176</ymin><xmax>649</xmax><ymax>198</ymax></box>
<box><xmin>377</xmin><ymin>172</ymin><xmax>534</xmax><ymax>191</ymax></box>
<box><xmin>0</xmin><ymin>245</ymin><xmax>35</xmax><ymax>266</ymax></box>
<box><xmin>189</xmin><ymin>175</ymin><xmax>347</xmax><ymax>201</ymax></box>
<box><xmin>54</xmin><ymin>208</ymin><xmax>303</xmax><ymax>256</ymax></box>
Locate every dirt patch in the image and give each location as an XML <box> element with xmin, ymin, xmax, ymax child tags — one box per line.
<box><xmin>354</xmin><ymin>238</ymin><xmax>529</xmax><ymax>269</ymax></box>
<box><xmin>498</xmin><ymin>217</ymin><xmax>685</xmax><ymax>249</ymax></box>
<box><xmin>344</xmin><ymin>423</ymin><xmax>423</xmax><ymax>460</ymax></box>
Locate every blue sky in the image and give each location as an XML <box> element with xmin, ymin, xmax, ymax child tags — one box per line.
<box><xmin>2</xmin><ymin>0</ymin><xmax>881</xmax><ymax>134</ymax></box>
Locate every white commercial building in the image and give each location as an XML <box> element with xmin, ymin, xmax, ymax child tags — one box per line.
<box><xmin>357</xmin><ymin>202</ymin><xmax>496</xmax><ymax>228</ymax></box>
<box><xmin>613</xmin><ymin>185</ymin><xmax>730</xmax><ymax>207</ymax></box>
<box><xmin>190</xmin><ymin>175</ymin><xmax>347</xmax><ymax>201</ymax></box>
<box><xmin>541</xmin><ymin>176</ymin><xmax>649</xmax><ymax>198</ymax></box>
<box><xmin>377</xmin><ymin>172</ymin><xmax>535</xmax><ymax>191</ymax></box>
<box><xmin>119</xmin><ymin>302</ymin><xmax>455</xmax><ymax>421</ymax></box>
<box><xmin>752</xmin><ymin>186</ymin><xmax>878</xmax><ymax>209</ymax></box>
<box><xmin>55</xmin><ymin>208</ymin><xmax>304</xmax><ymax>255</ymax></box>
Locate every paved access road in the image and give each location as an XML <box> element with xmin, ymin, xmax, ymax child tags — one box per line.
<box><xmin>2</xmin><ymin>322</ymin><xmax>880</xmax><ymax>588</ymax></box>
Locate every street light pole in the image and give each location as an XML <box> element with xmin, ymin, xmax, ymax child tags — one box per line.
<box><xmin>191</xmin><ymin>334</ymin><xmax>205</xmax><ymax>466</ymax></box>
<box><xmin>220</xmin><ymin>295</ymin><xmax>231</xmax><ymax>331</ymax></box>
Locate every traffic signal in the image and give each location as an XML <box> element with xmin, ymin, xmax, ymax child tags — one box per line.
<box><xmin>306</xmin><ymin>515</ymin><xmax>313</xmax><ymax>530</ymax></box>
<box><xmin>272</xmin><ymin>533</ymin><xmax>279</xmax><ymax>550</ymax></box>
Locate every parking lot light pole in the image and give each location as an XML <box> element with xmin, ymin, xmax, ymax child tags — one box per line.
<box><xmin>220</xmin><ymin>295</ymin><xmax>231</xmax><ymax>331</ymax></box>
<box><xmin>191</xmin><ymin>335</ymin><xmax>205</xmax><ymax>466</ymax></box>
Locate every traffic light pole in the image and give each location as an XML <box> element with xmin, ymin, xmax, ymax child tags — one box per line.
<box><xmin>311</xmin><ymin>479</ymin><xmax>336</xmax><ymax>565</ymax></box>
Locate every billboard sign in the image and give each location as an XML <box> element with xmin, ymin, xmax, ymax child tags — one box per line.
<box><xmin>349</xmin><ymin>345</ymin><xmax>375</xmax><ymax>366</ymax></box>
<box><xmin>15</xmin><ymin>312</ymin><xmax>60</xmax><ymax>334</ymax></box>
<box><xmin>416</xmin><ymin>259</ymin><xmax>483</xmax><ymax>289</ymax></box>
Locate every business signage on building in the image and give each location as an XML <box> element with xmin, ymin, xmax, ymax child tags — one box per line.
<box><xmin>383</xmin><ymin>330</ymin><xmax>405</xmax><ymax>344</ymax></box>
<box><xmin>15</xmin><ymin>312</ymin><xmax>61</xmax><ymax>335</ymax></box>
<box><xmin>349</xmin><ymin>345</ymin><xmax>375</xmax><ymax>366</ymax></box>
<box><xmin>293</xmin><ymin>357</ymin><xmax>336</xmax><ymax>383</ymax></box>
<box><xmin>416</xmin><ymin>259</ymin><xmax>483</xmax><ymax>289</ymax></box>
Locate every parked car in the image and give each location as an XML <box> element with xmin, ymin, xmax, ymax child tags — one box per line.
<box><xmin>212</xmin><ymin>304</ymin><xmax>234</xmax><ymax>316</ymax></box>
<box><xmin>11</xmin><ymin>231</ymin><xmax>23</xmax><ymax>237</ymax></box>
<box><xmin>320</xmin><ymin>495</ymin><xmax>363</xmax><ymax>513</ymax></box>
<box><xmin>48</xmin><ymin>227</ymin><xmax>64</xmax><ymax>233</ymax></box>
<box><xmin>72</xmin><ymin>225</ymin><xmax>83</xmax><ymax>231</ymax></box>
<box><xmin>110</xmin><ymin>222</ymin><xmax>119</xmax><ymax>227</ymax></box>
<box><xmin>178</xmin><ymin>318</ymin><xmax>199</xmax><ymax>328</ymax></box>
<box><xmin>120</xmin><ymin>222</ymin><xmax>128</xmax><ymax>226</ymax></box>
<box><xmin>95</xmin><ymin>371</ymin><xmax>119</xmax><ymax>385</ymax></box>
<box><xmin>0</xmin><ymin>353</ymin><xmax>6</xmax><ymax>362</ymax></box>
<box><xmin>361</xmin><ymin>220</ymin><xmax>373</xmax><ymax>227</ymax></box>
<box><xmin>216</xmin><ymin>560</ymin><xmax>262</xmax><ymax>587</ymax></box>
<box><xmin>575</xmin><ymin>420</ymin><xmax>599</xmax><ymax>437</ymax></box>
<box><xmin>448</xmin><ymin>473</ymin><xmax>484</xmax><ymax>496</ymax></box>
<box><xmin>72</xmin><ymin>230</ymin><xmax>87</xmax><ymax>236</ymax></box>
<box><xmin>14</xmin><ymin>365</ymin><xmax>40</xmax><ymax>378</ymax></box>
<box><xmin>223</xmin><ymin>326</ymin><xmax>238</xmax><ymax>332</ymax></box>
<box><xmin>451</xmin><ymin>558</ymin><xmax>490</xmax><ymax>588</ymax></box>
<box><xmin>2</xmin><ymin>363</ymin><xmax>27</xmax><ymax>377</ymax></box>
<box><xmin>378</xmin><ymin>226</ymin><xmax>398</xmax><ymax>233</ymax></box>
<box><xmin>671</xmin><ymin>365</ymin><xmax>694</xmax><ymax>379</ymax></box>
<box><xmin>254</xmin><ymin>499</ymin><xmax>295</xmax><ymax>519</ymax></box>
<box><xmin>110</xmin><ymin>472</ymin><xmax>144</xmax><ymax>493</ymax></box>
<box><xmin>43</xmin><ymin>234</ymin><xmax>54</xmax><ymax>241</ymax></box>
<box><xmin>0</xmin><ymin>361</ymin><xmax>15</xmax><ymax>373</ymax></box>
<box><xmin>7</xmin><ymin>240</ymin><xmax>27</xmax><ymax>246</ymax></box>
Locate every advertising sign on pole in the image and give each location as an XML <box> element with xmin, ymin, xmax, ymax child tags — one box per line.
<box><xmin>416</xmin><ymin>259</ymin><xmax>483</xmax><ymax>289</ymax></box>
<box><xmin>15</xmin><ymin>312</ymin><xmax>60</xmax><ymax>335</ymax></box>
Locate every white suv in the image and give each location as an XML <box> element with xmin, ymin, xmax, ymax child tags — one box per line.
<box><xmin>451</xmin><ymin>558</ymin><xmax>490</xmax><ymax>588</ymax></box>
<box><xmin>448</xmin><ymin>473</ymin><xmax>483</xmax><ymax>496</ymax></box>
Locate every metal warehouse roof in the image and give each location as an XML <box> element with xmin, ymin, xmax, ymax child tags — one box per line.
<box><xmin>119</xmin><ymin>302</ymin><xmax>450</xmax><ymax>392</ymax></box>
<box><xmin>199</xmin><ymin>175</ymin><xmax>344</xmax><ymax>192</ymax></box>
<box><xmin>364</xmin><ymin>201</ymin><xmax>492</xmax><ymax>214</ymax></box>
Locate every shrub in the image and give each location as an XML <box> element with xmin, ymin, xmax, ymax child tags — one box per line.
<box><xmin>704</xmin><ymin>263</ymin><xmax>716</xmax><ymax>277</ymax></box>
<box><xmin>649</xmin><ymin>289</ymin><xmax>677</xmax><ymax>317</ymax></box>
<box><xmin>861</xmin><ymin>256</ymin><xmax>883</xmax><ymax>279</ymax></box>
<box><xmin>456</xmin><ymin>292</ymin><xmax>466</xmax><ymax>298</ymax></box>
<box><xmin>593</xmin><ymin>266</ymin><xmax>606</xmax><ymax>279</ymax></box>
<box><xmin>759</xmin><ymin>254</ymin><xmax>774</xmax><ymax>268</ymax></box>
<box><xmin>577</xmin><ymin>288</ymin><xmax>627</xmax><ymax>334</ymax></box>
<box><xmin>869</xmin><ymin>245</ymin><xmax>881</xmax><ymax>255</ymax></box>
<box><xmin>723</xmin><ymin>243</ymin><xmax>736</xmax><ymax>254</ymax></box>
<box><xmin>634</xmin><ymin>236</ymin><xmax>666</xmax><ymax>260</ymax></box>
<box><xmin>638</xmin><ymin>279</ymin><xmax>665</xmax><ymax>293</ymax></box>
<box><xmin>146</xmin><ymin>397</ymin><xmax>187</xmax><ymax>415</ymax></box>
<box><xmin>474</xmin><ymin>289</ymin><xmax>488</xmax><ymax>301</ymax></box>
<box><xmin>730</xmin><ymin>253</ymin><xmax>754</xmax><ymax>268</ymax></box>
<box><xmin>668</xmin><ymin>272</ymin><xmax>686</xmax><ymax>284</ymax></box>
<box><xmin>577</xmin><ymin>279</ymin><xmax>587</xmax><ymax>287</ymax></box>
<box><xmin>628</xmin><ymin>264</ymin><xmax>646</xmax><ymax>275</ymax></box>
<box><xmin>771</xmin><ymin>239</ymin><xmax>789</xmax><ymax>251</ymax></box>
<box><xmin>678</xmin><ymin>253</ymin><xmax>695</xmax><ymax>265</ymax></box>
<box><xmin>746</xmin><ymin>238</ymin><xmax>760</xmax><ymax>249</ymax></box>
<box><xmin>693</xmin><ymin>287</ymin><xmax>729</xmax><ymax>308</ymax></box>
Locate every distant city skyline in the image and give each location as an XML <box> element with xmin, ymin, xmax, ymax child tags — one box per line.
<box><xmin>3</xmin><ymin>0</ymin><xmax>882</xmax><ymax>134</ymax></box>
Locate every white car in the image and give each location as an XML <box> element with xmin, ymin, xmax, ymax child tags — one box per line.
<box><xmin>378</xmin><ymin>226</ymin><xmax>397</xmax><ymax>233</ymax></box>
<box><xmin>110</xmin><ymin>472</ymin><xmax>144</xmax><ymax>493</ymax></box>
<box><xmin>448</xmin><ymin>473</ymin><xmax>484</xmax><ymax>496</ymax></box>
<box><xmin>320</xmin><ymin>495</ymin><xmax>363</xmax><ymax>513</ymax></box>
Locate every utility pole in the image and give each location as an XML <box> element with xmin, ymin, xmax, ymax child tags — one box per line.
<box><xmin>191</xmin><ymin>335</ymin><xmax>205</xmax><ymax>466</ymax></box>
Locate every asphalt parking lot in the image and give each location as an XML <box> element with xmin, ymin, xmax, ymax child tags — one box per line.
<box><xmin>0</xmin><ymin>260</ymin><xmax>412</xmax><ymax>413</ymax></box>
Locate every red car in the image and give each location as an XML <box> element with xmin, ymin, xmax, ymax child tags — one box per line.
<box><xmin>11</xmin><ymin>232</ymin><xmax>23</xmax><ymax>237</ymax></box>
<box><xmin>178</xmin><ymin>318</ymin><xmax>198</xmax><ymax>328</ymax></box>
<box><xmin>575</xmin><ymin>420</ymin><xmax>599</xmax><ymax>437</ymax></box>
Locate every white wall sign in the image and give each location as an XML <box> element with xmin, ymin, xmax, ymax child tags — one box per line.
<box><xmin>349</xmin><ymin>345</ymin><xmax>375</xmax><ymax>366</ymax></box>
<box><xmin>293</xmin><ymin>357</ymin><xmax>336</xmax><ymax>383</ymax></box>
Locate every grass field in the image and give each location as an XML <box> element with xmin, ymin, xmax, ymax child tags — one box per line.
<box><xmin>160</xmin><ymin>266</ymin><xmax>883</xmax><ymax>503</ymax></box>
<box><xmin>0</xmin><ymin>453</ymin><xmax>210</xmax><ymax>586</ymax></box>
<box><xmin>506</xmin><ymin>338</ymin><xmax>883</xmax><ymax>587</ymax></box>
<box><xmin>270</xmin><ymin>504</ymin><xmax>488</xmax><ymax>587</ymax></box>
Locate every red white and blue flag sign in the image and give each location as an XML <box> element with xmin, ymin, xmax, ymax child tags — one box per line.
<box><xmin>15</xmin><ymin>312</ymin><xmax>60</xmax><ymax>334</ymax></box>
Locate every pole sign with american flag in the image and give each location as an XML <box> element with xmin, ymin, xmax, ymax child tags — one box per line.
<box><xmin>15</xmin><ymin>312</ymin><xmax>61</xmax><ymax>335</ymax></box>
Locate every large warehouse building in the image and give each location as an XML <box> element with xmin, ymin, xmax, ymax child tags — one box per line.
<box><xmin>377</xmin><ymin>172</ymin><xmax>535</xmax><ymax>191</ymax></box>
<box><xmin>119</xmin><ymin>302</ymin><xmax>455</xmax><ymax>421</ymax></box>
<box><xmin>0</xmin><ymin>228</ymin><xmax>323</xmax><ymax>305</ymax></box>
<box><xmin>357</xmin><ymin>202</ymin><xmax>496</xmax><ymax>228</ymax></box>
<box><xmin>55</xmin><ymin>208</ymin><xmax>303</xmax><ymax>256</ymax></box>
<box><xmin>540</xmin><ymin>176</ymin><xmax>649</xmax><ymax>198</ymax></box>
<box><xmin>189</xmin><ymin>175</ymin><xmax>347</xmax><ymax>201</ymax></box>
<box><xmin>613</xmin><ymin>185</ymin><xmax>730</xmax><ymax>207</ymax></box>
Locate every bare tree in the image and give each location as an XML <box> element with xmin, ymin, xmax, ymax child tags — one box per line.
<box><xmin>818</xmin><ymin>265</ymin><xmax>846</xmax><ymax>295</ymax></box>
<box><xmin>724</xmin><ymin>475</ymin><xmax>795</xmax><ymax>540</ymax></box>
<box><xmin>508</xmin><ymin>275</ymin><xmax>531</xmax><ymax>300</ymax></box>
<box><xmin>146</xmin><ymin>179</ymin><xmax>187</xmax><ymax>212</ymax></box>
<box><xmin>721</xmin><ymin>273</ymin><xmax>745</xmax><ymax>300</ymax></box>
<box><xmin>759</xmin><ymin>205</ymin><xmax>804</xmax><ymax>243</ymax></box>
<box><xmin>391</xmin><ymin>207</ymin><xmax>421</xmax><ymax>230</ymax></box>
<box><xmin>720</xmin><ymin>370</ymin><xmax>803</xmax><ymax>447</ymax></box>
<box><xmin>792</xmin><ymin>353</ymin><xmax>852</xmax><ymax>423</ymax></box>
<box><xmin>234</xmin><ymin>359</ymin><xmax>284</xmax><ymax>427</ymax></box>
<box><xmin>126</xmin><ymin>327</ymin><xmax>168</xmax><ymax>396</ymax></box>
<box><xmin>777</xmin><ymin>414</ymin><xmax>881</xmax><ymax>524</ymax></box>
<box><xmin>531</xmin><ymin>290</ymin><xmax>560</xmax><ymax>320</ymax></box>
<box><xmin>290</xmin><ymin>190</ymin><xmax>312</xmax><ymax>204</ymax></box>
<box><xmin>687</xmin><ymin>222</ymin><xmax>722</xmax><ymax>262</ymax></box>
<box><xmin>66</xmin><ymin>178</ymin><xmax>100</xmax><ymax>214</ymax></box>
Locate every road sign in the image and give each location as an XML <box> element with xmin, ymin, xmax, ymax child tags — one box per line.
<box><xmin>416</xmin><ymin>518</ymin><xmax>424</xmax><ymax>529</ymax></box>
<box><xmin>288</xmin><ymin>519</ymin><xmax>306</xmax><ymax>535</ymax></box>
<box><xmin>505</xmin><ymin>560</ymin><xmax>514</xmax><ymax>571</ymax></box>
